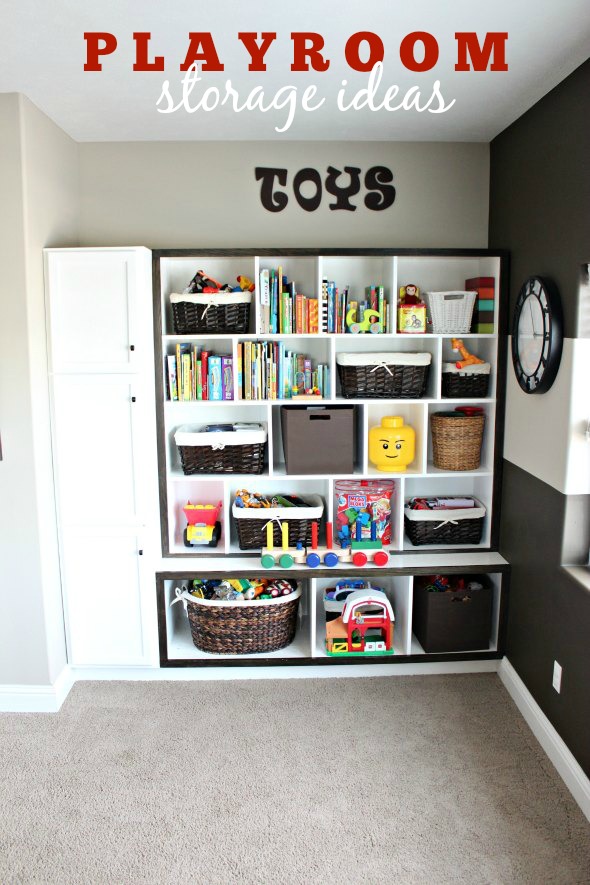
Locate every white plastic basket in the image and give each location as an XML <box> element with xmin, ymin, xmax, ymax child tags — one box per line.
<box><xmin>424</xmin><ymin>291</ymin><xmax>477</xmax><ymax>334</ymax></box>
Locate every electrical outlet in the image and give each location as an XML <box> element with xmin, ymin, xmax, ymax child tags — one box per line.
<box><xmin>552</xmin><ymin>661</ymin><xmax>562</xmax><ymax>693</ymax></box>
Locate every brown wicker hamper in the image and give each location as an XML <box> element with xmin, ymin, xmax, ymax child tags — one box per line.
<box><xmin>232</xmin><ymin>495</ymin><xmax>324</xmax><ymax>550</ymax></box>
<box><xmin>430</xmin><ymin>411</ymin><xmax>485</xmax><ymax>471</ymax></box>
<box><xmin>185</xmin><ymin>586</ymin><xmax>302</xmax><ymax>654</ymax></box>
<box><xmin>441</xmin><ymin>362</ymin><xmax>491</xmax><ymax>399</ymax></box>
<box><xmin>170</xmin><ymin>292</ymin><xmax>251</xmax><ymax>334</ymax></box>
<box><xmin>336</xmin><ymin>352</ymin><xmax>431</xmax><ymax>399</ymax></box>
<box><xmin>174</xmin><ymin>425</ymin><xmax>267</xmax><ymax>475</ymax></box>
<box><xmin>404</xmin><ymin>498</ymin><xmax>486</xmax><ymax>546</ymax></box>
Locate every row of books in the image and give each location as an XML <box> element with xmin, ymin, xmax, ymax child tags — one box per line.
<box><xmin>322</xmin><ymin>281</ymin><xmax>389</xmax><ymax>333</ymax></box>
<box><xmin>167</xmin><ymin>344</ymin><xmax>233</xmax><ymax>401</ymax></box>
<box><xmin>259</xmin><ymin>268</ymin><xmax>319</xmax><ymax>335</ymax></box>
<box><xmin>237</xmin><ymin>341</ymin><xmax>330</xmax><ymax>400</ymax></box>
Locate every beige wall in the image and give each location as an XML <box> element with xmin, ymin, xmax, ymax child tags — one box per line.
<box><xmin>79</xmin><ymin>141</ymin><xmax>489</xmax><ymax>249</ymax></box>
<box><xmin>0</xmin><ymin>95</ymin><xmax>79</xmax><ymax>685</ymax></box>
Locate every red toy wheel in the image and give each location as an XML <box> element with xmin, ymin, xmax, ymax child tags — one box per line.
<box><xmin>373</xmin><ymin>550</ymin><xmax>389</xmax><ymax>566</ymax></box>
<box><xmin>352</xmin><ymin>551</ymin><xmax>367</xmax><ymax>566</ymax></box>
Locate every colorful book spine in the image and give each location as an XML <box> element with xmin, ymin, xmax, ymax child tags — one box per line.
<box><xmin>196</xmin><ymin>360</ymin><xmax>202</xmax><ymax>400</ymax></box>
<box><xmin>260</xmin><ymin>268</ymin><xmax>270</xmax><ymax>333</ymax></box>
<box><xmin>222</xmin><ymin>356</ymin><xmax>233</xmax><ymax>400</ymax></box>
<box><xmin>201</xmin><ymin>351</ymin><xmax>209</xmax><ymax>401</ymax></box>
<box><xmin>208</xmin><ymin>356</ymin><xmax>223</xmax><ymax>400</ymax></box>
<box><xmin>378</xmin><ymin>286</ymin><xmax>385</xmax><ymax>332</ymax></box>
<box><xmin>167</xmin><ymin>355</ymin><xmax>178</xmax><ymax>401</ymax></box>
<box><xmin>237</xmin><ymin>343</ymin><xmax>243</xmax><ymax>399</ymax></box>
<box><xmin>321</xmin><ymin>279</ymin><xmax>329</xmax><ymax>332</ymax></box>
<box><xmin>244</xmin><ymin>341</ymin><xmax>251</xmax><ymax>400</ymax></box>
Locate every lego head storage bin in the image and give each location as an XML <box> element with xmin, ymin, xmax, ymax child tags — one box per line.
<box><xmin>412</xmin><ymin>575</ymin><xmax>493</xmax><ymax>653</ymax></box>
<box><xmin>280</xmin><ymin>406</ymin><xmax>355</xmax><ymax>474</ymax></box>
<box><xmin>170</xmin><ymin>292</ymin><xmax>252</xmax><ymax>334</ymax></box>
<box><xmin>336</xmin><ymin>352</ymin><xmax>431</xmax><ymax>399</ymax></box>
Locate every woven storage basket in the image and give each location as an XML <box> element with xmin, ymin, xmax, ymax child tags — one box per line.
<box><xmin>185</xmin><ymin>586</ymin><xmax>302</xmax><ymax>654</ymax></box>
<box><xmin>232</xmin><ymin>495</ymin><xmax>323</xmax><ymax>550</ymax></box>
<box><xmin>424</xmin><ymin>291</ymin><xmax>477</xmax><ymax>334</ymax></box>
<box><xmin>337</xmin><ymin>352</ymin><xmax>431</xmax><ymax>399</ymax></box>
<box><xmin>170</xmin><ymin>292</ymin><xmax>251</xmax><ymax>334</ymax></box>
<box><xmin>404</xmin><ymin>498</ymin><xmax>486</xmax><ymax>546</ymax></box>
<box><xmin>430</xmin><ymin>412</ymin><xmax>485</xmax><ymax>471</ymax></box>
<box><xmin>174</xmin><ymin>425</ymin><xmax>267</xmax><ymax>475</ymax></box>
<box><xmin>441</xmin><ymin>362</ymin><xmax>490</xmax><ymax>398</ymax></box>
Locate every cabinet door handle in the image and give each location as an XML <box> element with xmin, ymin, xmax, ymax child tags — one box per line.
<box><xmin>131</xmin><ymin>396</ymin><xmax>136</xmax><ymax>402</ymax></box>
<box><xmin>130</xmin><ymin>344</ymin><xmax>135</xmax><ymax>351</ymax></box>
<box><xmin>138</xmin><ymin>549</ymin><xmax>144</xmax><ymax>556</ymax></box>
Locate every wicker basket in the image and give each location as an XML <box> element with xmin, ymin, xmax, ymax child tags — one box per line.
<box><xmin>174</xmin><ymin>425</ymin><xmax>267</xmax><ymax>475</ymax></box>
<box><xmin>185</xmin><ymin>586</ymin><xmax>302</xmax><ymax>654</ymax></box>
<box><xmin>337</xmin><ymin>352</ymin><xmax>431</xmax><ymax>399</ymax></box>
<box><xmin>424</xmin><ymin>291</ymin><xmax>477</xmax><ymax>334</ymax></box>
<box><xmin>404</xmin><ymin>498</ymin><xmax>486</xmax><ymax>546</ymax></box>
<box><xmin>430</xmin><ymin>412</ymin><xmax>485</xmax><ymax>471</ymax></box>
<box><xmin>170</xmin><ymin>292</ymin><xmax>251</xmax><ymax>334</ymax></box>
<box><xmin>232</xmin><ymin>495</ymin><xmax>323</xmax><ymax>550</ymax></box>
<box><xmin>441</xmin><ymin>363</ymin><xmax>490</xmax><ymax>398</ymax></box>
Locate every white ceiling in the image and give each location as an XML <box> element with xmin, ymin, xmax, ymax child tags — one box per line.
<box><xmin>0</xmin><ymin>0</ymin><xmax>588</xmax><ymax>142</ymax></box>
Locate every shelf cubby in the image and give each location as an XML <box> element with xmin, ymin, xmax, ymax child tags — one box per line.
<box><xmin>155</xmin><ymin>250</ymin><xmax>505</xmax><ymax>561</ymax></box>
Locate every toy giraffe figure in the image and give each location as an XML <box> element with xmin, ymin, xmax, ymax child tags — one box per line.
<box><xmin>451</xmin><ymin>338</ymin><xmax>485</xmax><ymax>369</ymax></box>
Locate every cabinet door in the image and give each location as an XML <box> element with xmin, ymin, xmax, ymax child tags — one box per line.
<box><xmin>60</xmin><ymin>527</ymin><xmax>152</xmax><ymax>666</ymax></box>
<box><xmin>46</xmin><ymin>251</ymin><xmax>140</xmax><ymax>373</ymax></box>
<box><xmin>51</xmin><ymin>374</ymin><xmax>148</xmax><ymax>527</ymax></box>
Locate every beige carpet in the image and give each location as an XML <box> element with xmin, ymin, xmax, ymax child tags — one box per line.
<box><xmin>0</xmin><ymin>674</ymin><xmax>589</xmax><ymax>884</ymax></box>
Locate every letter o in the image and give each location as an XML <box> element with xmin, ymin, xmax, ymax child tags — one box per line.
<box><xmin>345</xmin><ymin>31</ymin><xmax>384</xmax><ymax>72</ymax></box>
<box><xmin>399</xmin><ymin>31</ymin><xmax>439</xmax><ymax>72</ymax></box>
<box><xmin>293</xmin><ymin>168</ymin><xmax>322</xmax><ymax>212</ymax></box>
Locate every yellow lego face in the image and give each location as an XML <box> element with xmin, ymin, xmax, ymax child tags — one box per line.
<box><xmin>369</xmin><ymin>419</ymin><xmax>415</xmax><ymax>472</ymax></box>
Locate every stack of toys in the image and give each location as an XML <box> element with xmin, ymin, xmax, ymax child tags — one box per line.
<box><xmin>465</xmin><ymin>276</ymin><xmax>495</xmax><ymax>333</ymax></box>
<box><xmin>323</xmin><ymin>580</ymin><xmax>395</xmax><ymax>655</ymax></box>
<box><xmin>335</xmin><ymin>480</ymin><xmax>394</xmax><ymax>547</ymax></box>
<box><xmin>183</xmin><ymin>577</ymin><xmax>298</xmax><ymax>601</ymax></box>
<box><xmin>183</xmin><ymin>269</ymin><xmax>255</xmax><ymax>295</ymax></box>
<box><xmin>397</xmin><ymin>283</ymin><xmax>426</xmax><ymax>333</ymax></box>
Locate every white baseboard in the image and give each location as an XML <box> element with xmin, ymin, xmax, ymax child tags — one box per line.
<box><xmin>0</xmin><ymin>665</ymin><xmax>74</xmax><ymax>712</ymax></box>
<box><xmin>71</xmin><ymin>659</ymin><xmax>500</xmax><ymax>682</ymax></box>
<box><xmin>0</xmin><ymin>659</ymin><xmax>500</xmax><ymax>709</ymax></box>
<box><xmin>499</xmin><ymin>658</ymin><xmax>590</xmax><ymax>823</ymax></box>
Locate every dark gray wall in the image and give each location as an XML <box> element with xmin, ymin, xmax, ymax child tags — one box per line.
<box><xmin>500</xmin><ymin>462</ymin><xmax>590</xmax><ymax>773</ymax></box>
<box><xmin>490</xmin><ymin>58</ymin><xmax>590</xmax><ymax>776</ymax></box>
<box><xmin>490</xmin><ymin>59</ymin><xmax>590</xmax><ymax>336</ymax></box>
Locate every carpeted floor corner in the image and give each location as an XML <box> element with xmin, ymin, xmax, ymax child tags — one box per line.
<box><xmin>0</xmin><ymin>674</ymin><xmax>589</xmax><ymax>884</ymax></box>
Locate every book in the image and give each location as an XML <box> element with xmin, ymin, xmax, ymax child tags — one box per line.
<box><xmin>222</xmin><ymin>356</ymin><xmax>233</xmax><ymax>400</ymax></box>
<box><xmin>201</xmin><ymin>351</ymin><xmax>209</xmax><ymax>401</ymax></box>
<box><xmin>237</xmin><ymin>342</ymin><xmax>243</xmax><ymax>399</ymax></box>
<box><xmin>208</xmin><ymin>355</ymin><xmax>223</xmax><ymax>400</ymax></box>
<box><xmin>166</xmin><ymin>354</ymin><xmax>178</xmax><ymax>401</ymax></box>
<box><xmin>259</xmin><ymin>268</ymin><xmax>270</xmax><ymax>333</ymax></box>
<box><xmin>196</xmin><ymin>360</ymin><xmax>202</xmax><ymax>400</ymax></box>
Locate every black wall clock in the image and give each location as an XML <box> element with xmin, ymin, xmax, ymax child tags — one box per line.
<box><xmin>511</xmin><ymin>276</ymin><xmax>563</xmax><ymax>394</ymax></box>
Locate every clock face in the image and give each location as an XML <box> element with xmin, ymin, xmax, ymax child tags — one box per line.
<box><xmin>511</xmin><ymin>276</ymin><xmax>563</xmax><ymax>394</ymax></box>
